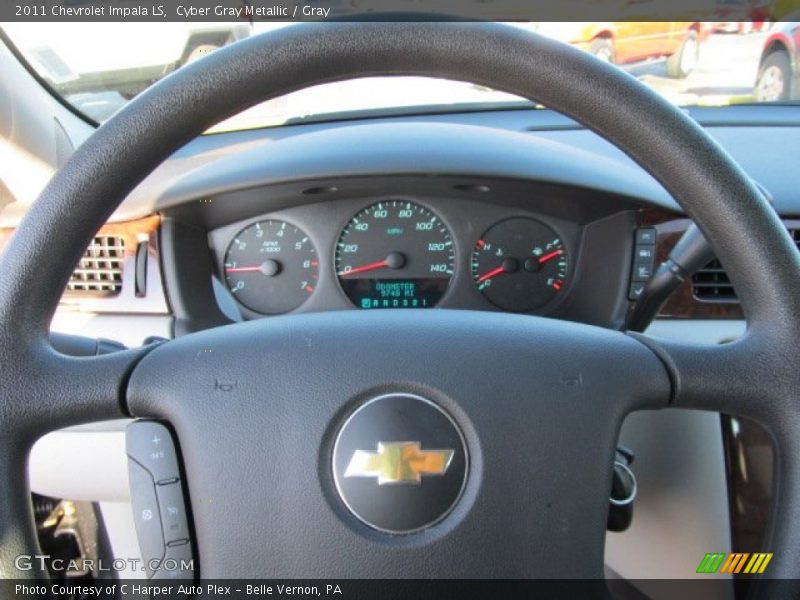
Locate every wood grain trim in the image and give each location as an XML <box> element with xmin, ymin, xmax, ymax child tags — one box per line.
<box><xmin>639</xmin><ymin>209</ymin><xmax>799</xmax><ymax>319</ymax></box>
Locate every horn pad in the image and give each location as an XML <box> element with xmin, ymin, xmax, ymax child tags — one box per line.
<box><xmin>332</xmin><ymin>393</ymin><xmax>468</xmax><ymax>534</ymax></box>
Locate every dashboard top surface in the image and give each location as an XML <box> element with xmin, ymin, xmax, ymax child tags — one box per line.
<box><xmin>2</xmin><ymin>104</ymin><xmax>799</xmax><ymax>227</ymax></box>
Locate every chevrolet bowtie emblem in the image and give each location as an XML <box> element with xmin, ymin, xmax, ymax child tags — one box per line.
<box><xmin>344</xmin><ymin>442</ymin><xmax>455</xmax><ymax>485</ymax></box>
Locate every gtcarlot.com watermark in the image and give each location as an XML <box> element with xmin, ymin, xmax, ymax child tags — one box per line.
<box><xmin>15</xmin><ymin>554</ymin><xmax>193</xmax><ymax>573</ymax></box>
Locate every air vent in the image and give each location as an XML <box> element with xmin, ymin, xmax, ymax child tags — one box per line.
<box><xmin>692</xmin><ymin>258</ymin><xmax>736</xmax><ymax>302</ymax></box>
<box><xmin>66</xmin><ymin>236</ymin><xmax>125</xmax><ymax>295</ymax></box>
<box><xmin>693</xmin><ymin>228</ymin><xmax>799</xmax><ymax>302</ymax></box>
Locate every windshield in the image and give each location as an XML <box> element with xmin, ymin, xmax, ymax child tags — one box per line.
<box><xmin>3</xmin><ymin>20</ymin><xmax>798</xmax><ymax>133</ymax></box>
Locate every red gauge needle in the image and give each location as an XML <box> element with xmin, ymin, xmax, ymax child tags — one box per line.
<box><xmin>476</xmin><ymin>258</ymin><xmax>521</xmax><ymax>283</ymax></box>
<box><xmin>226</xmin><ymin>259</ymin><xmax>281</xmax><ymax>277</ymax></box>
<box><xmin>476</xmin><ymin>266</ymin><xmax>506</xmax><ymax>284</ymax></box>
<box><xmin>338</xmin><ymin>259</ymin><xmax>390</xmax><ymax>277</ymax></box>
<box><xmin>538</xmin><ymin>249</ymin><xmax>564</xmax><ymax>264</ymax></box>
<box><xmin>339</xmin><ymin>252</ymin><xmax>406</xmax><ymax>277</ymax></box>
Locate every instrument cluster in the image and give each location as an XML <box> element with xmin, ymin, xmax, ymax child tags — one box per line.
<box><xmin>211</xmin><ymin>197</ymin><xmax>576</xmax><ymax>319</ymax></box>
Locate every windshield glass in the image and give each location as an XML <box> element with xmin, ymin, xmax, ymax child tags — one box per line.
<box><xmin>3</xmin><ymin>20</ymin><xmax>798</xmax><ymax>133</ymax></box>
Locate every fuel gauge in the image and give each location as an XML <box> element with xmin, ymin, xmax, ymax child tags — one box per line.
<box><xmin>471</xmin><ymin>218</ymin><xmax>568</xmax><ymax>312</ymax></box>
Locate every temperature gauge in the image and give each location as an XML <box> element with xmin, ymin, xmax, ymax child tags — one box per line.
<box><xmin>471</xmin><ymin>218</ymin><xmax>568</xmax><ymax>312</ymax></box>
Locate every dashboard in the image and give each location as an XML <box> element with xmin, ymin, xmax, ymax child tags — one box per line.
<box><xmin>3</xmin><ymin>105</ymin><xmax>796</xmax><ymax>338</ymax></box>
<box><xmin>4</xmin><ymin>105</ymin><xmax>799</xmax><ymax>340</ymax></box>
<box><xmin>149</xmin><ymin>117</ymin><xmax>677</xmax><ymax>334</ymax></box>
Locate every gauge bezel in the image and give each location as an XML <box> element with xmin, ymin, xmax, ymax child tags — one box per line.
<box><xmin>470</xmin><ymin>216</ymin><xmax>573</xmax><ymax>313</ymax></box>
<box><xmin>333</xmin><ymin>199</ymin><xmax>457</xmax><ymax>310</ymax></box>
<box><xmin>222</xmin><ymin>217</ymin><xmax>319</xmax><ymax>316</ymax></box>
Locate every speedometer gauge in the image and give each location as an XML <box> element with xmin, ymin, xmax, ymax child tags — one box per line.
<box><xmin>335</xmin><ymin>201</ymin><xmax>454</xmax><ymax>309</ymax></box>
<box><xmin>224</xmin><ymin>220</ymin><xmax>318</xmax><ymax>315</ymax></box>
<box><xmin>471</xmin><ymin>218</ymin><xmax>568</xmax><ymax>312</ymax></box>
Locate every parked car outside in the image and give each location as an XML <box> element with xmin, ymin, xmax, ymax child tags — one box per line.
<box><xmin>530</xmin><ymin>22</ymin><xmax>710</xmax><ymax>79</ymax></box>
<box><xmin>754</xmin><ymin>17</ymin><xmax>800</xmax><ymax>100</ymax></box>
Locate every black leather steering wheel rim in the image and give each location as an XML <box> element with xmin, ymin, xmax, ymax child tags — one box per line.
<box><xmin>1</xmin><ymin>22</ymin><xmax>798</xmax><ymax>589</ymax></box>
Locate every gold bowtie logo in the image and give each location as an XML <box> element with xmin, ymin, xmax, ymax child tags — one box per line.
<box><xmin>344</xmin><ymin>442</ymin><xmax>454</xmax><ymax>485</ymax></box>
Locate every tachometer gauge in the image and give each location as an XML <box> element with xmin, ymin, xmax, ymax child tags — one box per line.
<box><xmin>471</xmin><ymin>218</ymin><xmax>568</xmax><ymax>312</ymax></box>
<box><xmin>335</xmin><ymin>201</ymin><xmax>454</xmax><ymax>309</ymax></box>
<box><xmin>224</xmin><ymin>220</ymin><xmax>318</xmax><ymax>314</ymax></box>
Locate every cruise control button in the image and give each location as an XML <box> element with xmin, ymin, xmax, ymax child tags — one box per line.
<box><xmin>632</xmin><ymin>262</ymin><xmax>654</xmax><ymax>282</ymax></box>
<box><xmin>634</xmin><ymin>246</ymin><xmax>655</xmax><ymax>261</ymax></box>
<box><xmin>629</xmin><ymin>282</ymin><xmax>646</xmax><ymax>300</ymax></box>
<box><xmin>127</xmin><ymin>458</ymin><xmax>165</xmax><ymax>577</ymax></box>
<box><xmin>156</xmin><ymin>481</ymin><xmax>190</xmax><ymax>544</ymax></box>
<box><xmin>635</xmin><ymin>228</ymin><xmax>656</xmax><ymax>245</ymax></box>
<box><xmin>127</xmin><ymin>421</ymin><xmax>180</xmax><ymax>484</ymax></box>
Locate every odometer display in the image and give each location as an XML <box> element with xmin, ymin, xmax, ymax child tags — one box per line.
<box><xmin>335</xmin><ymin>201</ymin><xmax>454</xmax><ymax>309</ymax></box>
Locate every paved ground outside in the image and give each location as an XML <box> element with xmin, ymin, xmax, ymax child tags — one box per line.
<box><xmin>628</xmin><ymin>31</ymin><xmax>768</xmax><ymax>105</ymax></box>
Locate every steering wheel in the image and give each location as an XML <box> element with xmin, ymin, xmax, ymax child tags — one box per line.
<box><xmin>1</xmin><ymin>23</ymin><xmax>798</xmax><ymax>592</ymax></box>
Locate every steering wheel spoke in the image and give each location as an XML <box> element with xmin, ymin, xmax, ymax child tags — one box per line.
<box><xmin>631</xmin><ymin>332</ymin><xmax>797</xmax><ymax>419</ymax></box>
<box><xmin>0</xmin><ymin>341</ymin><xmax>151</xmax><ymax>577</ymax></box>
<box><xmin>634</xmin><ymin>331</ymin><xmax>800</xmax><ymax>580</ymax></box>
<box><xmin>1</xmin><ymin>344</ymin><xmax>151</xmax><ymax>436</ymax></box>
